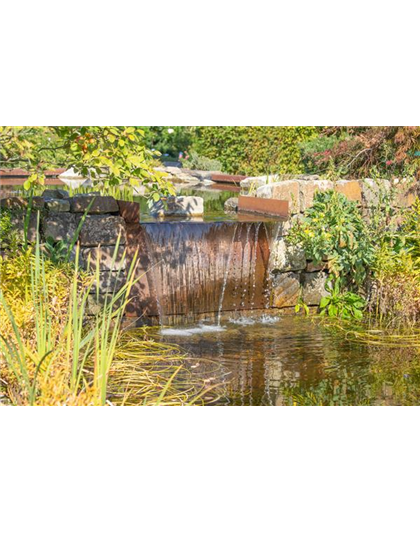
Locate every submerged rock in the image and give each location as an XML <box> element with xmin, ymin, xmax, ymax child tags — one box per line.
<box><xmin>150</xmin><ymin>196</ymin><xmax>204</xmax><ymax>218</ymax></box>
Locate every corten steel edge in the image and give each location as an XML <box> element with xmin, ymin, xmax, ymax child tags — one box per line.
<box><xmin>211</xmin><ymin>173</ymin><xmax>248</xmax><ymax>185</ymax></box>
<box><xmin>238</xmin><ymin>196</ymin><xmax>289</xmax><ymax>218</ymax></box>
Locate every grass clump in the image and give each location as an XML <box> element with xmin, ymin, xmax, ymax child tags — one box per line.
<box><xmin>0</xmin><ymin>235</ymin><xmax>219</xmax><ymax>406</ymax></box>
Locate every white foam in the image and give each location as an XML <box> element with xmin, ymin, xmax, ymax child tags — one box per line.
<box><xmin>161</xmin><ymin>324</ymin><xmax>226</xmax><ymax>337</ymax></box>
<box><xmin>229</xmin><ymin>315</ymin><xmax>281</xmax><ymax>326</ymax></box>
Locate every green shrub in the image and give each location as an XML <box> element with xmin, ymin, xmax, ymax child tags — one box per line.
<box><xmin>143</xmin><ymin>127</ymin><xmax>195</xmax><ymax>159</ymax></box>
<box><xmin>193</xmin><ymin>127</ymin><xmax>319</xmax><ymax>176</ymax></box>
<box><xmin>181</xmin><ymin>151</ymin><xmax>222</xmax><ymax>172</ymax></box>
<box><xmin>299</xmin><ymin>133</ymin><xmax>351</xmax><ymax>174</ymax></box>
<box><xmin>288</xmin><ymin>190</ymin><xmax>374</xmax><ymax>289</ymax></box>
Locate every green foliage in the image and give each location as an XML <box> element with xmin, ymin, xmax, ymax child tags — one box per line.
<box><xmin>43</xmin><ymin>237</ymin><xmax>70</xmax><ymax>265</ymax></box>
<box><xmin>193</xmin><ymin>126</ymin><xmax>319</xmax><ymax>175</ymax></box>
<box><xmin>0</xmin><ymin>209</ymin><xmax>12</xmax><ymax>241</ymax></box>
<box><xmin>181</xmin><ymin>150</ymin><xmax>222</xmax><ymax>172</ymax></box>
<box><xmin>0</xmin><ymin>126</ymin><xmax>175</xmax><ymax>199</ymax></box>
<box><xmin>299</xmin><ymin>133</ymin><xmax>350</xmax><ymax>174</ymax></box>
<box><xmin>289</xmin><ymin>190</ymin><xmax>374</xmax><ymax>289</ymax></box>
<box><xmin>320</xmin><ymin>279</ymin><xmax>365</xmax><ymax>320</ymax></box>
<box><xmin>143</xmin><ymin>126</ymin><xmax>195</xmax><ymax>159</ymax></box>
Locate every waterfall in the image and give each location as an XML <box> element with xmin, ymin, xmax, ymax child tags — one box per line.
<box><xmin>125</xmin><ymin>220</ymin><xmax>279</xmax><ymax>325</ymax></box>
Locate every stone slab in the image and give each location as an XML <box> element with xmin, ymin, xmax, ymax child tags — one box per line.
<box><xmin>70</xmin><ymin>195</ymin><xmax>119</xmax><ymax>214</ymax></box>
<box><xmin>150</xmin><ymin>196</ymin><xmax>204</xmax><ymax>217</ymax></box>
<box><xmin>271</xmin><ymin>272</ymin><xmax>300</xmax><ymax>308</ymax></box>
<box><xmin>256</xmin><ymin>180</ymin><xmax>300</xmax><ymax>214</ymax></box>
<box><xmin>42</xmin><ymin>213</ymin><xmax>78</xmax><ymax>242</ymax></box>
<box><xmin>302</xmin><ymin>272</ymin><xmax>329</xmax><ymax>305</ymax></box>
<box><xmin>82</xmin><ymin>246</ymin><xmax>127</xmax><ymax>271</ymax></box>
<box><xmin>299</xmin><ymin>180</ymin><xmax>334</xmax><ymax>211</ymax></box>
<box><xmin>79</xmin><ymin>215</ymin><xmax>126</xmax><ymax>246</ymax></box>
<box><xmin>269</xmin><ymin>239</ymin><xmax>306</xmax><ymax>273</ymax></box>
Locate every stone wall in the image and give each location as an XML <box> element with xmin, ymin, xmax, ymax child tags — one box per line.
<box><xmin>240</xmin><ymin>176</ymin><xmax>415</xmax><ymax>215</ymax></box>
<box><xmin>266</xmin><ymin>222</ymin><xmax>329</xmax><ymax>311</ymax></box>
<box><xmin>0</xmin><ymin>191</ymin><xmax>138</xmax><ymax>314</ymax></box>
<box><xmin>239</xmin><ymin>177</ymin><xmax>416</xmax><ymax>310</ymax></box>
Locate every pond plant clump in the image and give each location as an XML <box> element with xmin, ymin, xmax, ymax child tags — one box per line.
<box><xmin>0</xmin><ymin>210</ymin><xmax>220</xmax><ymax>406</ymax></box>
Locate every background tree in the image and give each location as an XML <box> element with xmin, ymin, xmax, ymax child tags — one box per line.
<box><xmin>0</xmin><ymin>126</ymin><xmax>175</xmax><ymax>199</ymax></box>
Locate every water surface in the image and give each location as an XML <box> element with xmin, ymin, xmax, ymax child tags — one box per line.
<box><xmin>158</xmin><ymin>315</ymin><xmax>420</xmax><ymax>406</ymax></box>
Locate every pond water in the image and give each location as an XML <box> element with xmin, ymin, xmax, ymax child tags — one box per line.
<box><xmin>158</xmin><ymin>315</ymin><xmax>420</xmax><ymax>406</ymax></box>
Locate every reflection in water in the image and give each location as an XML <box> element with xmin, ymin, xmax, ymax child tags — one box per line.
<box><xmin>157</xmin><ymin>316</ymin><xmax>420</xmax><ymax>406</ymax></box>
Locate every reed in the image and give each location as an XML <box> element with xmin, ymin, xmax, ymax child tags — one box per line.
<box><xmin>0</xmin><ymin>235</ymin><xmax>220</xmax><ymax>406</ymax></box>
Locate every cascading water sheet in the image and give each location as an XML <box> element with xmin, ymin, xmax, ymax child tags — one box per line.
<box><xmin>126</xmin><ymin>220</ymin><xmax>281</xmax><ymax>325</ymax></box>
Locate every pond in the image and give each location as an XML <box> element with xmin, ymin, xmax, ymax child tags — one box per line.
<box><xmin>158</xmin><ymin>315</ymin><xmax>420</xmax><ymax>406</ymax></box>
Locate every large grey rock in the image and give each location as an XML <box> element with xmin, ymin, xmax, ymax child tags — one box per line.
<box><xmin>302</xmin><ymin>272</ymin><xmax>329</xmax><ymax>305</ymax></box>
<box><xmin>42</xmin><ymin>189</ymin><xmax>69</xmax><ymax>199</ymax></box>
<box><xmin>150</xmin><ymin>196</ymin><xmax>204</xmax><ymax>217</ymax></box>
<box><xmin>224</xmin><ymin>197</ymin><xmax>239</xmax><ymax>213</ymax></box>
<box><xmin>269</xmin><ymin>239</ymin><xmax>306</xmax><ymax>273</ymax></box>
<box><xmin>8</xmin><ymin>212</ymin><xmax>39</xmax><ymax>243</ymax></box>
<box><xmin>360</xmin><ymin>179</ymin><xmax>391</xmax><ymax>207</ymax></box>
<box><xmin>240</xmin><ymin>176</ymin><xmax>277</xmax><ymax>194</ymax></box>
<box><xmin>256</xmin><ymin>180</ymin><xmax>300</xmax><ymax>214</ymax></box>
<box><xmin>79</xmin><ymin>215</ymin><xmax>126</xmax><ymax>246</ymax></box>
<box><xmin>82</xmin><ymin>245</ymin><xmax>127</xmax><ymax>271</ymax></box>
<box><xmin>299</xmin><ymin>180</ymin><xmax>334</xmax><ymax>212</ymax></box>
<box><xmin>271</xmin><ymin>272</ymin><xmax>300</xmax><ymax>308</ymax></box>
<box><xmin>42</xmin><ymin>213</ymin><xmax>78</xmax><ymax>242</ymax></box>
<box><xmin>45</xmin><ymin>199</ymin><xmax>70</xmax><ymax>212</ymax></box>
<box><xmin>70</xmin><ymin>195</ymin><xmax>119</xmax><ymax>214</ymax></box>
<box><xmin>0</xmin><ymin>196</ymin><xmax>44</xmax><ymax>211</ymax></box>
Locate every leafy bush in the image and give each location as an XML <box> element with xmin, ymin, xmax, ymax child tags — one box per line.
<box><xmin>193</xmin><ymin>126</ymin><xmax>319</xmax><ymax>176</ymax></box>
<box><xmin>181</xmin><ymin>151</ymin><xmax>222</xmax><ymax>172</ymax></box>
<box><xmin>143</xmin><ymin>126</ymin><xmax>195</xmax><ymax>159</ymax></box>
<box><xmin>289</xmin><ymin>190</ymin><xmax>374</xmax><ymax>289</ymax></box>
<box><xmin>320</xmin><ymin>280</ymin><xmax>365</xmax><ymax>320</ymax></box>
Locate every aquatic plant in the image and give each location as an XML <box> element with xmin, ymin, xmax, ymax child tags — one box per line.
<box><xmin>320</xmin><ymin>279</ymin><xmax>365</xmax><ymax>320</ymax></box>
<box><xmin>0</xmin><ymin>235</ymin><xmax>217</xmax><ymax>406</ymax></box>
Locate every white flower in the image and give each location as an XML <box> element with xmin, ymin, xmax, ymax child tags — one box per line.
<box><xmin>167</xmin><ymin>128</ymin><xmax>174</xmax><ymax>134</ymax></box>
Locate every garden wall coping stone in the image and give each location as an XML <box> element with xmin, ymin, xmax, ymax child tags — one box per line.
<box><xmin>70</xmin><ymin>195</ymin><xmax>119</xmax><ymax>214</ymax></box>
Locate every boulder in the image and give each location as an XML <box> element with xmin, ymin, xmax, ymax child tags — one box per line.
<box><xmin>302</xmin><ymin>272</ymin><xmax>329</xmax><ymax>305</ymax></box>
<box><xmin>9</xmin><ymin>212</ymin><xmax>39</xmax><ymax>243</ymax></box>
<box><xmin>360</xmin><ymin>179</ymin><xmax>391</xmax><ymax>207</ymax></box>
<box><xmin>79</xmin><ymin>215</ymin><xmax>126</xmax><ymax>246</ymax></box>
<box><xmin>150</xmin><ymin>196</ymin><xmax>204</xmax><ymax>218</ymax></box>
<box><xmin>42</xmin><ymin>189</ymin><xmax>69</xmax><ymax>199</ymax></box>
<box><xmin>58</xmin><ymin>168</ymin><xmax>93</xmax><ymax>189</ymax></box>
<box><xmin>45</xmin><ymin>199</ymin><xmax>70</xmax><ymax>212</ymax></box>
<box><xmin>256</xmin><ymin>180</ymin><xmax>300</xmax><ymax>214</ymax></box>
<box><xmin>240</xmin><ymin>176</ymin><xmax>277</xmax><ymax>194</ymax></box>
<box><xmin>334</xmin><ymin>180</ymin><xmax>362</xmax><ymax>202</ymax></box>
<box><xmin>271</xmin><ymin>272</ymin><xmax>300</xmax><ymax>308</ymax></box>
<box><xmin>0</xmin><ymin>196</ymin><xmax>44</xmax><ymax>210</ymax></box>
<box><xmin>269</xmin><ymin>239</ymin><xmax>306</xmax><ymax>273</ymax></box>
<box><xmin>224</xmin><ymin>197</ymin><xmax>239</xmax><ymax>213</ymax></box>
<box><xmin>70</xmin><ymin>195</ymin><xmax>119</xmax><ymax>214</ymax></box>
<box><xmin>42</xmin><ymin>213</ymin><xmax>78</xmax><ymax>242</ymax></box>
<box><xmin>299</xmin><ymin>180</ymin><xmax>334</xmax><ymax>211</ymax></box>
